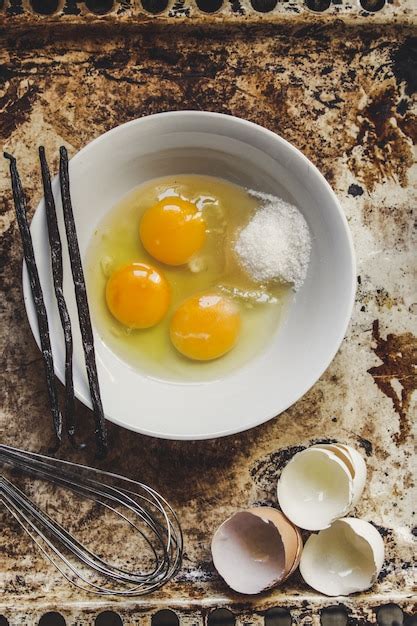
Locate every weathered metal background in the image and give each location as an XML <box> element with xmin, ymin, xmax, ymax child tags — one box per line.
<box><xmin>0</xmin><ymin>2</ymin><xmax>416</xmax><ymax>625</ymax></box>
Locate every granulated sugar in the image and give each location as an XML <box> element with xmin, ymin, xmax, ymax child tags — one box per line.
<box><xmin>234</xmin><ymin>191</ymin><xmax>311</xmax><ymax>291</ymax></box>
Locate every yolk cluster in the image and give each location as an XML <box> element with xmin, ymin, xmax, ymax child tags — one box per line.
<box><xmin>105</xmin><ymin>196</ymin><xmax>241</xmax><ymax>361</ymax></box>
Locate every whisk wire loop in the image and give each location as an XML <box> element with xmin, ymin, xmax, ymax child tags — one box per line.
<box><xmin>0</xmin><ymin>445</ymin><xmax>183</xmax><ymax>596</ymax></box>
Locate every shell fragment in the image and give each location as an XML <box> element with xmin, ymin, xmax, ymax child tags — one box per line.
<box><xmin>299</xmin><ymin>518</ymin><xmax>385</xmax><ymax>596</ymax></box>
<box><xmin>277</xmin><ymin>443</ymin><xmax>367</xmax><ymax>530</ymax></box>
<box><xmin>211</xmin><ymin>507</ymin><xmax>302</xmax><ymax>594</ymax></box>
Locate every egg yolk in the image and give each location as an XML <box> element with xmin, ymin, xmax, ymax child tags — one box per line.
<box><xmin>140</xmin><ymin>197</ymin><xmax>206</xmax><ymax>266</ymax></box>
<box><xmin>170</xmin><ymin>293</ymin><xmax>241</xmax><ymax>361</ymax></box>
<box><xmin>106</xmin><ymin>263</ymin><xmax>170</xmax><ymax>329</ymax></box>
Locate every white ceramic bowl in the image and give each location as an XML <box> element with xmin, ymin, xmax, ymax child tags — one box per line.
<box><xmin>23</xmin><ymin>111</ymin><xmax>355</xmax><ymax>440</ymax></box>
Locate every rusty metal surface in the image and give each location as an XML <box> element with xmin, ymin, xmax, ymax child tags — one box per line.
<box><xmin>0</xmin><ymin>8</ymin><xmax>416</xmax><ymax>626</ymax></box>
<box><xmin>0</xmin><ymin>0</ymin><xmax>416</xmax><ymax>27</ymax></box>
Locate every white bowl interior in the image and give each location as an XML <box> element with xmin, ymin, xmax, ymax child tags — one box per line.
<box><xmin>24</xmin><ymin>112</ymin><xmax>355</xmax><ymax>439</ymax></box>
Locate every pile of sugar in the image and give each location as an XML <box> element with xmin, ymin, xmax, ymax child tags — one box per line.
<box><xmin>234</xmin><ymin>191</ymin><xmax>311</xmax><ymax>291</ymax></box>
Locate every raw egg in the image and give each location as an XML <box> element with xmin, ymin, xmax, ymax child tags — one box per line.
<box><xmin>140</xmin><ymin>196</ymin><xmax>206</xmax><ymax>266</ymax></box>
<box><xmin>170</xmin><ymin>293</ymin><xmax>241</xmax><ymax>361</ymax></box>
<box><xmin>86</xmin><ymin>175</ymin><xmax>287</xmax><ymax>381</ymax></box>
<box><xmin>106</xmin><ymin>262</ymin><xmax>170</xmax><ymax>329</ymax></box>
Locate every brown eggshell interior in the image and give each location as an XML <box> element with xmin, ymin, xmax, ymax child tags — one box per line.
<box><xmin>248</xmin><ymin>507</ymin><xmax>301</xmax><ymax>578</ymax></box>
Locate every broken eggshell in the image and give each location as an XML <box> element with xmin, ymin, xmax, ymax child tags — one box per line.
<box><xmin>300</xmin><ymin>517</ymin><xmax>385</xmax><ymax>596</ymax></box>
<box><xmin>310</xmin><ymin>443</ymin><xmax>367</xmax><ymax>506</ymax></box>
<box><xmin>335</xmin><ymin>444</ymin><xmax>367</xmax><ymax>505</ymax></box>
<box><xmin>277</xmin><ymin>443</ymin><xmax>367</xmax><ymax>530</ymax></box>
<box><xmin>211</xmin><ymin>507</ymin><xmax>302</xmax><ymax>594</ymax></box>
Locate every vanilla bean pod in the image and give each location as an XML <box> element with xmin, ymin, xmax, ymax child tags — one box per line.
<box><xmin>39</xmin><ymin>147</ymin><xmax>82</xmax><ymax>447</ymax></box>
<box><xmin>58</xmin><ymin>146</ymin><xmax>108</xmax><ymax>457</ymax></box>
<box><xmin>4</xmin><ymin>152</ymin><xmax>62</xmax><ymax>448</ymax></box>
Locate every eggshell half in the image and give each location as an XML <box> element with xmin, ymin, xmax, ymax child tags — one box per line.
<box><xmin>277</xmin><ymin>448</ymin><xmax>354</xmax><ymax>530</ymax></box>
<box><xmin>211</xmin><ymin>508</ymin><xmax>302</xmax><ymax>594</ymax></box>
<box><xmin>299</xmin><ymin>517</ymin><xmax>385</xmax><ymax>596</ymax></box>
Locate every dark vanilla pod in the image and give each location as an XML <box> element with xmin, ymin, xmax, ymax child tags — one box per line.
<box><xmin>39</xmin><ymin>147</ymin><xmax>78</xmax><ymax>445</ymax></box>
<box><xmin>4</xmin><ymin>152</ymin><xmax>63</xmax><ymax>449</ymax></box>
<box><xmin>59</xmin><ymin>146</ymin><xmax>108</xmax><ymax>457</ymax></box>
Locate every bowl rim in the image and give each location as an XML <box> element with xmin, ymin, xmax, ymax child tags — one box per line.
<box><xmin>23</xmin><ymin>110</ymin><xmax>356</xmax><ymax>440</ymax></box>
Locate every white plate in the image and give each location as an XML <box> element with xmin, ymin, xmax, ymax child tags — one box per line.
<box><xmin>23</xmin><ymin>112</ymin><xmax>355</xmax><ymax>440</ymax></box>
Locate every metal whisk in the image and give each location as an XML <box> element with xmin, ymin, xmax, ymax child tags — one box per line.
<box><xmin>0</xmin><ymin>444</ymin><xmax>183</xmax><ymax>595</ymax></box>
